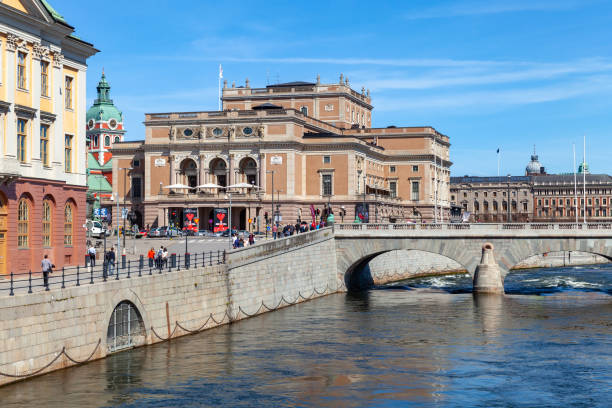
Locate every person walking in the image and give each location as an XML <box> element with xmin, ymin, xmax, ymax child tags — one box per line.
<box><xmin>88</xmin><ymin>244</ymin><xmax>96</xmax><ymax>267</ymax></box>
<box><xmin>41</xmin><ymin>254</ymin><xmax>54</xmax><ymax>290</ymax></box>
<box><xmin>155</xmin><ymin>247</ymin><xmax>163</xmax><ymax>269</ymax></box>
<box><xmin>248</xmin><ymin>233</ymin><xmax>255</xmax><ymax>246</ymax></box>
<box><xmin>106</xmin><ymin>247</ymin><xmax>116</xmax><ymax>277</ymax></box>
<box><xmin>162</xmin><ymin>247</ymin><xmax>168</xmax><ymax>268</ymax></box>
<box><xmin>147</xmin><ymin>247</ymin><xmax>155</xmax><ymax>268</ymax></box>
<box><xmin>272</xmin><ymin>224</ymin><xmax>278</xmax><ymax>239</ymax></box>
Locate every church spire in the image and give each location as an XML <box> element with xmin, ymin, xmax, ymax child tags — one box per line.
<box><xmin>95</xmin><ymin>71</ymin><xmax>112</xmax><ymax>104</ymax></box>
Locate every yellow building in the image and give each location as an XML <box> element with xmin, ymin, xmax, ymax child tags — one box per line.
<box><xmin>0</xmin><ymin>0</ymin><xmax>97</xmax><ymax>275</ymax></box>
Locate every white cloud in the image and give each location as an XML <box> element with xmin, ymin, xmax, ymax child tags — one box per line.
<box><xmin>405</xmin><ymin>0</ymin><xmax>584</xmax><ymax>20</ymax></box>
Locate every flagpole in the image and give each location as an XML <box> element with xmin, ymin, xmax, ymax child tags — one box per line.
<box><xmin>497</xmin><ymin>149</ymin><xmax>500</xmax><ymax>177</ymax></box>
<box><xmin>583</xmin><ymin>135</ymin><xmax>586</xmax><ymax>223</ymax></box>
<box><xmin>573</xmin><ymin>143</ymin><xmax>577</xmax><ymax>224</ymax></box>
<box><xmin>218</xmin><ymin>64</ymin><xmax>223</xmax><ymax>111</ymax></box>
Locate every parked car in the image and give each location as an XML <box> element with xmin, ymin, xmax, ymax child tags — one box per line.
<box><xmin>88</xmin><ymin>220</ymin><xmax>107</xmax><ymax>239</ymax></box>
<box><xmin>161</xmin><ymin>226</ymin><xmax>182</xmax><ymax>237</ymax></box>
<box><xmin>148</xmin><ymin>227</ymin><xmax>161</xmax><ymax>238</ymax></box>
<box><xmin>136</xmin><ymin>229</ymin><xmax>148</xmax><ymax>238</ymax></box>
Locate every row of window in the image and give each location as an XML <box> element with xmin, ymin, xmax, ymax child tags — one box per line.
<box><xmin>89</xmin><ymin>134</ymin><xmax>121</xmax><ymax>149</ymax></box>
<box><xmin>537</xmin><ymin>209</ymin><xmax>608</xmax><ymax>217</ymax></box>
<box><xmin>471</xmin><ymin>201</ymin><xmax>527</xmax><ymax>213</ymax></box>
<box><xmin>535</xmin><ymin>189</ymin><xmax>612</xmax><ymax>195</ymax></box>
<box><xmin>16</xmin><ymin>118</ymin><xmax>73</xmax><ymax>171</ymax></box>
<box><xmin>537</xmin><ymin>198</ymin><xmax>610</xmax><ymax>207</ymax></box>
<box><xmin>17</xmin><ymin>51</ymin><xmax>74</xmax><ymax>108</ymax></box>
<box><xmin>17</xmin><ymin>197</ymin><xmax>74</xmax><ymax>249</ymax></box>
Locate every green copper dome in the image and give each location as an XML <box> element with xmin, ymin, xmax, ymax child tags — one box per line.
<box><xmin>86</xmin><ymin>72</ymin><xmax>123</xmax><ymax>124</ymax></box>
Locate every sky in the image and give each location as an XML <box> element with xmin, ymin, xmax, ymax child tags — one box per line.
<box><xmin>52</xmin><ymin>0</ymin><xmax>612</xmax><ymax>176</ymax></box>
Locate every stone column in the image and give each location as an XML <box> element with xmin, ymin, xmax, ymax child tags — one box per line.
<box><xmin>199</xmin><ymin>154</ymin><xmax>205</xmax><ymax>185</ymax></box>
<box><xmin>169</xmin><ymin>156</ymin><xmax>176</xmax><ymax>185</ymax></box>
<box><xmin>473</xmin><ymin>243</ymin><xmax>504</xmax><ymax>294</ymax></box>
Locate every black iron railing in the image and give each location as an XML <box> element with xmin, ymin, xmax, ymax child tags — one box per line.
<box><xmin>0</xmin><ymin>250</ymin><xmax>226</xmax><ymax>296</ymax></box>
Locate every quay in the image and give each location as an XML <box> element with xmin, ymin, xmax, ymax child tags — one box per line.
<box><xmin>2</xmin><ymin>223</ymin><xmax>612</xmax><ymax>386</ymax></box>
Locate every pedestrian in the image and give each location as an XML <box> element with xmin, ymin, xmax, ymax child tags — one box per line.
<box><xmin>156</xmin><ymin>247</ymin><xmax>163</xmax><ymax>269</ymax></box>
<box><xmin>248</xmin><ymin>233</ymin><xmax>255</xmax><ymax>246</ymax></box>
<box><xmin>162</xmin><ymin>247</ymin><xmax>168</xmax><ymax>268</ymax></box>
<box><xmin>106</xmin><ymin>247</ymin><xmax>116</xmax><ymax>277</ymax></box>
<box><xmin>295</xmin><ymin>222</ymin><xmax>300</xmax><ymax>234</ymax></box>
<box><xmin>272</xmin><ymin>224</ymin><xmax>278</xmax><ymax>239</ymax></box>
<box><xmin>41</xmin><ymin>254</ymin><xmax>54</xmax><ymax>290</ymax></box>
<box><xmin>238</xmin><ymin>236</ymin><xmax>245</xmax><ymax>247</ymax></box>
<box><xmin>88</xmin><ymin>244</ymin><xmax>96</xmax><ymax>267</ymax></box>
<box><xmin>147</xmin><ymin>247</ymin><xmax>155</xmax><ymax>268</ymax></box>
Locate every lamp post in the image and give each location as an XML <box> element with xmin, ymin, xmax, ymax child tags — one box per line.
<box><xmin>275</xmin><ymin>190</ymin><xmax>283</xmax><ymax>227</ymax></box>
<box><xmin>119</xmin><ymin>167</ymin><xmax>133</xmax><ymax>251</ymax></box>
<box><xmin>226</xmin><ymin>190</ymin><xmax>233</xmax><ymax>249</ymax></box>
<box><xmin>266</xmin><ymin>170</ymin><xmax>275</xmax><ymax>230</ymax></box>
<box><xmin>507</xmin><ymin>174</ymin><xmax>512</xmax><ymax>223</ymax></box>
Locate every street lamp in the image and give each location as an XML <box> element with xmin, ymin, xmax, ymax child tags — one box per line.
<box><xmin>225</xmin><ymin>189</ymin><xmax>233</xmax><ymax>249</ymax></box>
<box><xmin>275</xmin><ymin>190</ymin><xmax>283</xmax><ymax>227</ymax></box>
<box><xmin>507</xmin><ymin>174</ymin><xmax>512</xmax><ymax>223</ymax></box>
<box><xmin>266</xmin><ymin>170</ymin><xmax>275</xmax><ymax>230</ymax></box>
<box><xmin>119</xmin><ymin>166</ymin><xmax>133</xmax><ymax>251</ymax></box>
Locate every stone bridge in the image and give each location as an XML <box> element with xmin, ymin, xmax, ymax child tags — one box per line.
<box><xmin>334</xmin><ymin>223</ymin><xmax>612</xmax><ymax>292</ymax></box>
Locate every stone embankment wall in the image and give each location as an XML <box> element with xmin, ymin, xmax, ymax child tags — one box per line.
<box><xmin>367</xmin><ymin>250</ymin><xmax>611</xmax><ymax>285</ymax></box>
<box><xmin>0</xmin><ymin>229</ymin><xmax>338</xmax><ymax>387</ymax></box>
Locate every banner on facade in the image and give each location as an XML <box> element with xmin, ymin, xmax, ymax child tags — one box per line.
<box><xmin>355</xmin><ymin>203</ymin><xmax>369</xmax><ymax>223</ymax></box>
<box><xmin>154</xmin><ymin>158</ymin><xmax>166</xmax><ymax>167</ymax></box>
<box><xmin>184</xmin><ymin>208</ymin><xmax>198</xmax><ymax>232</ymax></box>
<box><xmin>213</xmin><ymin>208</ymin><xmax>228</xmax><ymax>232</ymax></box>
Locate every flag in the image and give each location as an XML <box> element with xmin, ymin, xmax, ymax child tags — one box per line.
<box><xmin>219</xmin><ymin>64</ymin><xmax>223</xmax><ymax>79</ymax></box>
<box><xmin>496</xmin><ymin>148</ymin><xmax>500</xmax><ymax>154</ymax></box>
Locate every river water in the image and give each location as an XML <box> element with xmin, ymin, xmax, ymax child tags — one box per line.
<box><xmin>1</xmin><ymin>265</ymin><xmax>611</xmax><ymax>407</ymax></box>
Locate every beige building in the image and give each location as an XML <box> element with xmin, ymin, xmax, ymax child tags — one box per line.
<box><xmin>450</xmin><ymin>176</ymin><xmax>534</xmax><ymax>222</ymax></box>
<box><xmin>110</xmin><ymin>76</ymin><xmax>451</xmax><ymax>231</ymax></box>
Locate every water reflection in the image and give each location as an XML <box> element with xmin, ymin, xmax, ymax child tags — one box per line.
<box><xmin>0</xmin><ymin>266</ymin><xmax>610</xmax><ymax>407</ymax></box>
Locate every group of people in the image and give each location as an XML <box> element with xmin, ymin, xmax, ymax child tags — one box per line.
<box><xmin>271</xmin><ymin>221</ymin><xmax>327</xmax><ymax>239</ymax></box>
<box><xmin>147</xmin><ymin>247</ymin><xmax>168</xmax><ymax>269</ymax></box>
<box><xmin>232</xmin><ymin>233</ymin><xmax>255</xmax><ymax>249</ymax></box>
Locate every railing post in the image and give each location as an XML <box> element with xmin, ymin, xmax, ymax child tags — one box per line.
<box><xmin>177</xmin><ymin>254</ymin><xmax>181</xmax><ymax>271</ymax></box>
<box><xmin>76</xmin><ymin>265</ymin><xmax>80</xmax><ymax>286</ymax></box>
<box><xmin>209</xmin><ymin>251</ymin><xmax>212</xmax><ymax>266</ymax></box>
<box><xmin>103</xmin><ymin>260</ymin><xmax>107</xmax><ymax>282</ymax></box>
<box><xmin>115</xmin><ymin>260</ymin><xmax>119</xmax><ymax>280</ymax></box>
<box><xmin>30</xmin><ymin>270</ymin><xmax>34</xmax><ymax>293</ymax></box>
<box><xmin>61</xmin><ymin>267</ymin><xmax>65</xmax><ymax>289</ymax></box>
<box><xmin>138</xmin><ymin>256</ymin><xmax>142</xmax><ymax>277</ymax></box>
<box><xmin>185</xmin><ymin>253</ymin><xmax>190</xmax><ymax>269</ymax></box>
<box><xmin>202</xmin><ymin>251</ymin><xmax>205</xmax><ymax>267</ymax></box>
<box><xmin>9</xmin><ymin>271</ymin><xmax>14</xmax><ymax>296</ymax></box>
<box><xmin>127</xmin><ymin>260</ymin><xmax>131</xmax><ymax>279</ymax></box>
<box><xmin>90</xmin><ymin>265</ymin><xmax>94</xmax><ymax>284</ymax></box>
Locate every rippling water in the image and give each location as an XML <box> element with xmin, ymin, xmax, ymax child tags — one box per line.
<box><xmin>1</xmin><ymin>266</ymin><xmax>611</xmax><ymax>407</ymax></box>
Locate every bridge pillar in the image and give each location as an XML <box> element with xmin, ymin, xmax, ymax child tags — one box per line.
<box><xmin>473</xmin><ymin>243</ymin><xmax>504</xmax><ymax>294</ymax></box>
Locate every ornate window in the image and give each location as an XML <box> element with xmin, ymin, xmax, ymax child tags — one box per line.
<box><xmin>17</xmin><ymin>198</ymin><xmax>29</xmax><ymax>248</ymax></box>
<box><xmin>322</xmin><ymin>174</ymin><xmax>333</xmax><ymax>196</ymax></box>
<box><xmin>17</xmin><ymin>119</ymin><xmax>27</xmax><ymax>162</ymax></box>
<box><xmin>64</xmin><ymin>202</ymin><xmax>73</xmax><ymax>246</ymax></box>
<box><xmin>41</xmin><ymin>61</ymin><xmax>49</xmax><ymax>96</ymax></box>
<box><xmin>213</xmin><ymin>127</ymin><xmax>223</xmax><ymax>136</ymax></box>
<box><xmin>17</xmin><ymin>52</ymin><xmax>26</xmax><ymax>89</ymax></box>
<box><xmin>105</xmin><ymin>135</ymin><xmax>110</xmax><ymax>146</ymax></box>
<box><xmin>109</xmin><ymin>119</ymin><xmax>117</xmax><ymax>129</ymax></box>
<box><xmin>183</xmin><ymin>128</ymin><xmax>193</xmax><ymax>137</ymax></box>
<box><xmin>114</xmin><ymin>136</ymin><xmax>120</xmax><ymax>143</ymax></box>
<box><xmin>65</xmin><ymin>76</ymin><xmax>73</xmax><ymax>109</ymax></box>
<box><xmin>65</xmin><ymin>134</ymin><xmax>73</xmax><ymax>172</ymax></box>
<box><xmin>40</xmin><ymin>124</ymin><xmax>49</xmax><ymax>166</ymax></box>
<box><xmin>42</xmin><ymin>199</ymin><xmax>52</xmax><ymax>247</ymax></box>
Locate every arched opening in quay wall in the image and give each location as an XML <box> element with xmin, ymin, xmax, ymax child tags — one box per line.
<box><xmin>107</xmin><ymin>301</ymin><xmax>147</xmax><ymax>353</ymax></box>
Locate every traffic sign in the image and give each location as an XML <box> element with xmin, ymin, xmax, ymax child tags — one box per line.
<box><xmin>121</xmin><ymin>208</ymin><xmax>129</xmax><ymax>219</ymax></box>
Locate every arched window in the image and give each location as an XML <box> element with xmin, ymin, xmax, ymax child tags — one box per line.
<box><xmin>64</xmin><ymin>202</ymin><xmax>73</xmax><ymax>246</ymax></box>
<box><xmin>114</xmin><ymin>136</ymin><xmax>120</xmax><ymax>143</ymax></box>
<box><xmin>105</xmin><ymin>135</ymin><xmax>110</xmax><ymax>146</ymax></box>
<box><xmin>42</xmin><ymin>199</ymin><xmax>52</xmax><ymax>247</ymax></box>
<box><xmin>18</xmin><ymin>198</ymin><xmax>29</xmax><ymax>248</ymax></box>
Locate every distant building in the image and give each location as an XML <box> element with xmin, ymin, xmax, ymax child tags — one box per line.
<box><xmin>86</xmin><ymin>71</ymin><xmax>125</xmax><ymax>192</ymax></box>
<box><xmin>109</xmin><ymin>75</ymin><xmax>452</xmax><ymax>230</ymax></box>
<box><xmin>450</xmin><ymin>176</ymin><xmax>533</xmax><ymax>222</ymax></box>
<box><xmin>0</xmin><ymin>1</ymin><xmax>97</xmax><ymax>275</ymax></box>
<box><xmin>451</xmin><ymin>152</ymin><xmax>612</xmax><ymax>223</ymax></box>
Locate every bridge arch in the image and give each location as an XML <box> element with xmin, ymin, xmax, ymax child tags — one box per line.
<box><xmin>337</xmin><ymin>238</ymin><xmax>477</xmax><ymax>291</ymax></box>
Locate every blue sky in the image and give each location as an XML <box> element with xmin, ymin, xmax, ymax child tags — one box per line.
<box><xmin>54</xmin><ymin>0</ymin><xmax>612</xmax><ymax>176</ymax></box>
